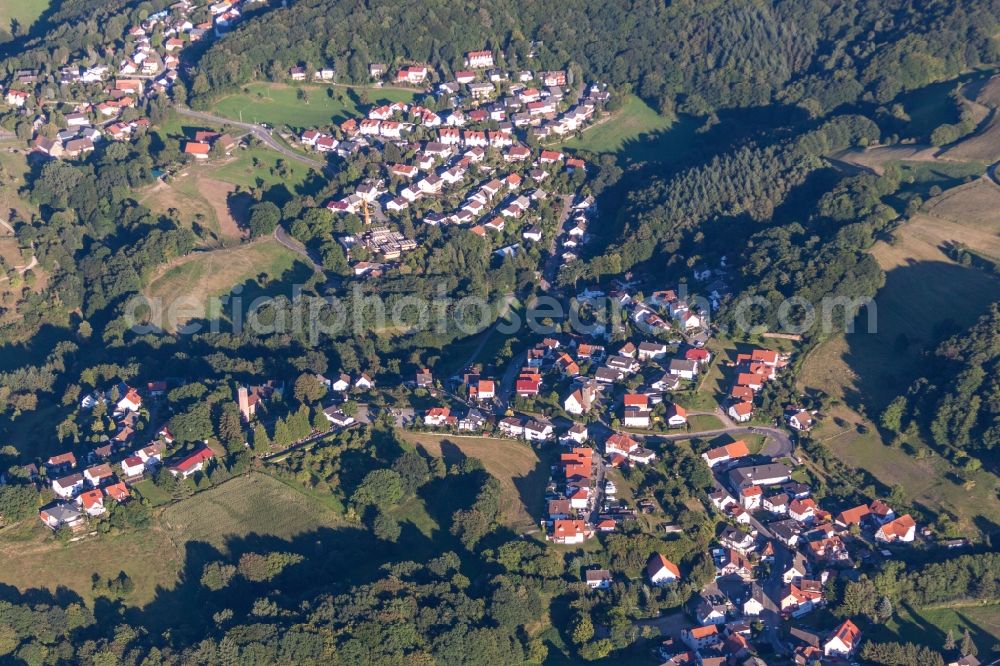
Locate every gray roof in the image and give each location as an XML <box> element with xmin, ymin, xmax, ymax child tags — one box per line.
<box><xmin>43</xmin><ymin>503</ymin><xmax>82</xmax><ymax>522</ymax></box>
<box><xmin>728</xmin><ymin>463</ymin><xmax>791</xmax><ymax>487</ymax></box>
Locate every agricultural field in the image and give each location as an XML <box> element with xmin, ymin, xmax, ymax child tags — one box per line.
<box><xmin>143</xmin><ymin>237</ymin><xmax>311</xmax><ymax>329</ymax></box>
<box><xmin>562</xmin><ymin>94</ymin><xmax>673</xmax><ymax>160</ymax></box>
<box><xmin>210</xmin><ymin>82</ymin><xmax>416</xmax><ymax>130</ymax></box>
<box><xmin>0</xmin><ymin>0</ymin><xmax>49</xmax><ymax>34</ymax></box>
<box><xmin>398</xmin><ymin>431</ymin><xmax>548</xmax><ymax>531</ymax></box>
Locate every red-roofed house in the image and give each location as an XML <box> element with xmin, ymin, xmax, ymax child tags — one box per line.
<box><xmin>104</xmin><ymin>482</ymin><xmax>130</xmax><ymax>503</ymax></box>
<box><xmin>77</xmin><ymin>489</ymin><xmax>106</xmax><ymax>516</ymax></box>
<box><xmin>824</xmin><ymin>619</ymin><xmax>861</xmax><ymax>657</ymax></box>
<box><xmin>424</xmin><ymin>407</ymin><xmax>452</xmax><ymax>427</ymax></box>
<box><xmin>168</xmin><ymin>447</ymin><xmax>215</xmax><ymax>478</ymax></box>
<box><xmin>740</xmin><ymin>485</ymin><xmax>763</xmax><ymax>510</ymax></box>
<box><xmin>464</xmin><ymin>50</ymin><xmax>494</xmax><ymax>68</ymax></box>
<box><xmin>470</xmin><ymin>379</ymin><xmax>496</xmax><ymax>401</ymax></box>
<box><xmin>835</xmin><ymin>503</ymin><xmax>871</xmax><ymax>527</ymax></box>
<box><xmin>647</xmin><ymin>553</ymin><xmax>680</xmax><ymax>585</ymax></box>
<box><xmin>681</xmin><ymin>624</ymin><xmax>719</xmax><ymax>651</ymax></box>
<box><xmin>184</xmin><ymin>141</ymin><xmax>211</xmax><ymax>159</ymax></box>
<box><xmin>551</xmin><ymin>519</ymin><xmax>591</xmax><ymax>544</ymax></box>
<box><xmin>666</xmin><ymin>403</ymin><xmax>687</xmax><ymax>427</ymax></box>
<box><xmin>516</xmin><ymin>375</ymin><xmax>542</xmax><ymax>397</ymax></box>
<box><xmin>539</xmin><ymin>149</ymin><xmax>563</xmax><ymax>163</ymax></box>
<box><xmin>875</xmin><ymin>514</ymin><xmax>916</xmax><ymax>543</ymax></box>
<box><xmin>728</xmin><ymin>401</ymin><xmax>753</xmax><ymax>422</ymax></box>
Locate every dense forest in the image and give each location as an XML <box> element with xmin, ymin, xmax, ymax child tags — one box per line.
<box><xmin>192</xmin><ymin>0</ymin><xmax>1000</xmax><ymax>119</ymax></box>
<box><xmin>881</xmin><ymin>305</ymin><xmax>1000</xmax><ymax>464</ymax></box>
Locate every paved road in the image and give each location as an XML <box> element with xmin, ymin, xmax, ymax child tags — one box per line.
<box><xmin>650</xmin><ymin>425</ymin><xmax>794</xmax><ymax>458</ymax></box>
<box><xmin>174</xmin><ymin>106</ymin><xmax>328</xmax><ymax>171</ymax></box>
<box><xmin>539</xmin><ymin>194</ymin><xmax>574</xmax><ymax>291</ymax></box>
<box><xmin>273</xmin><ymin>226</ymin><xmax>322</xmax><ymax>272</ymax></box>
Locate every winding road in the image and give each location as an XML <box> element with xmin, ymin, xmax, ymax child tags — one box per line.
<box><xmin>174</xmin><ymin>106</ymin><xmax>328</xmax><ymax>171</ymax></box>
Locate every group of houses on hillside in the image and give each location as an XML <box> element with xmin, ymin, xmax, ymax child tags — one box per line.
<box><xmin>12</xmin><ymin>0</ymin><xmax>254</xmax><ymax>162</ymax></box>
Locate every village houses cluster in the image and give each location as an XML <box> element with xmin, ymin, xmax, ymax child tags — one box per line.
<box><xmin>8</xmin><ymin>0</ymin><xmax>261</xmax><ymax>162</ymax></box>
<box><xmin>33</xmin><ymin>366</ymin><xmax>380</xmax><ymax>531</ymax></box>
<box><xmin>291</xmin><ymin>51</ymin><xmax>606</xmax><ymax>278</ymax></box>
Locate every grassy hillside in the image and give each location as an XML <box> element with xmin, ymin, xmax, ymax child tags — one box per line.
<box><xmin>399</xmin><ymin>431</ymin><xmax>548</xmax><ymax>531</ymax></box>
<box><xmin>144</xmin><ymin>238</ymin><xmax>311</xmax><ymax>329</ymax></box>
<box><xmin>562</xmin><ymin>94</ymin><xmax>673</xmax><ymax>160</ymax></box>
<box><xmin>800</xmin><ymin>175</ymin><xmax>1000</xmax><ymax>537</ymax></box>
<box><xmin>0</xmin><ymin>473</ymin><xmax>342</xmax><ymax>605</ymax></box>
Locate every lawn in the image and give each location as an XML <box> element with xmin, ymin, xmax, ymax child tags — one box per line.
<box><xmin>210</xmin><ymin>145</ymin><xmax>319</xmax><ymax>191</ymax></box>
<box><xmin>686</xmin><ymin>414</ymin><xmax>725</xmax><ymax>431</ymax></box>
<box><xmin>210</xmin><ymin>82</ymin><xmax>417</xmax><ymax>130</ymax></box>
<box><xmin>562</xmin><ymin>95</ymin><xmax>674</xmax><ymax>160</ymax></box>
<box><xmin>398</xmin><ymin>431</ymin><xmax>548</xmax><ymax>531</ymax></box>
<box><xmin>0</xmin><ymin>0</ymin><xmax>49</xmax><ymax>33</ymax></box>
<box><xmin>143</xmin><ymin>238</ymin><xmax>312</xmax><ymax>330</ymax></box>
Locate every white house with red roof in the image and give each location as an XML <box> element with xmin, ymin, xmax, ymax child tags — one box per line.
<box><xmin>728</xmin><ymin>401</ymin><xmax>753</xmax><ymax>422</ymax></box>
<box><xmin>464</xmin><ymin>50</ymin><xmax>494</xmax><ymax>68</ymax></box>
<box><xmin>875</xmin><ymin>514</ymin><xmax>916</xmax><ymax>543</ymax></box>
<box><xmin>666</xmin><ymin>403</ymin><xmax>688</xmax><ymax>427</ymax></box>
<box><xmin>121</xmin><ymin>456</ymin><xmax>146</xmax><ymax>479</ymax></box>
<box><xmin>647</xmin><ymin>553</ymin><xmax>680</xmax><ymax>585</ymax></box>
<box><xmin>117</xmin><ymin>387</ymin><xmax>142</xmax><ymax>413</ymax></box>
<box><xmin>423</xmin><ymin>407</ymin><xmax>452</xmax><ymax>427</ymax></box>
<box><xmin>824</xmin><ymin>619</ymin><xmax>861</xmax><ymax>657</ymax></box>
<box><xmin>550</xmin><ymin>519</ymin><xmax>591</xmax><ymax>544</ymax></box>
<box><xmin>168</xmin><ymin>447</ymin><xmax>215</xmax><ymax>478</ymax></box>
<box><xmin>77</xmin><ymin>489</ymin><xmax>106</xmax><ymax>517</ymax></box>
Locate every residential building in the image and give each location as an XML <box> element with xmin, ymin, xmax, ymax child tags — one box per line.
<box><xmin>647</xmin><ymin>553</ymin><xmax>681</xmax><ymax>585</ymax></box>
<box><xmin>585</xmin><ymin>569</ymin><xmax>613</xmax><ymax>590</ymax></box>
<box><xmin>824</xmin><ymin>619</ymin><xmax>861</xmax><ymax>658</ymax></box>
<box><xmin>875</xmin><ymin>514</ymin><xmax>916</xmax><ymax>543</ymax></box>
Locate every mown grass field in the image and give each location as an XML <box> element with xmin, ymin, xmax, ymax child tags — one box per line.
<box><xmin>874</xmin><ymin>602</ymin><xmax>1000</xmax><ymax>656</ymax></box>
<box><xmin>210</xmin><ymin>145</ymin><xmax>318</xmax><ymax>190</ymax></box>
<box><xmin>0</xmin><ymin>473</ymin><xmax>340</xmax><ymax>605</ymax></box>
<box><xmin>562</xmin><ymin>95</ymin><xmax>673</xmax><ymax>160</ymax></box>
<box><xmin>0</xmin><ymin>0</ymin><xmax>49</xmax><ymax>33</ymax></box>
<box><xmin>211</xmin><ymin>82</ymin><xmax>416</xmax><ymax>129</ymax></box>
<box><xmin>160</xmin><ymin>472</ymin><xmax>343</xmax><ymax>548</ymax></box>
<box><xmin>143</xmin><ymin>238</ymin><xmax>310</xmax><ymax>329</ymax></box>
<box><xmin>399</xmin><ymin>431</ymin><xmax>547</xmax><ymax>530</ymax></box>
